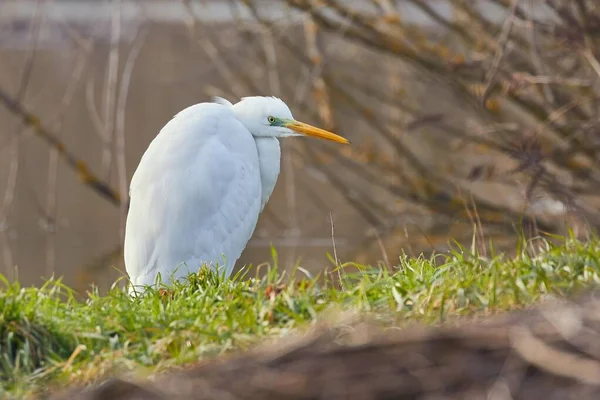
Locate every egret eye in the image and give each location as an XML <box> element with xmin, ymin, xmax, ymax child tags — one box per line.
<box><xmin>267</xmin><ymin>116</ymin><xmax>276</xmax><ymax>124</ymax></box>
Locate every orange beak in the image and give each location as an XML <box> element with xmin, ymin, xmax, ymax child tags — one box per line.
<box><xmin>285</xmin><ymin>120</ymin><xmax>350</xmax><ymax>144</ymax></box>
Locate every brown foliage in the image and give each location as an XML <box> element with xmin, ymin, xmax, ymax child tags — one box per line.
<box><xmin>239</xmin><ymin>0</ymin><xmax>600</xmax><ymax>255</ymax></box>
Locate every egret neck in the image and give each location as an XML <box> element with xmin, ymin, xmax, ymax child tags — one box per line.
<box><xmin>255</xmin><ymin>136</ymin><xmax>280</xmax><ymax>212</ymax></box>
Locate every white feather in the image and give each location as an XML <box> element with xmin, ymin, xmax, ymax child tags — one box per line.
<box><xmin>125</xmin><ymin>102</ymin><xmax>263</xmax><ymax>292</ymax></box>
<box><xmin>124</xmin><ymin>96</ymin><xmax>346</xmax><ymax>294</ymax></box>
<box><xmin>211</xmin><ymin>96</ymin><xmax>233</xmax><ymax>107</ymax></box>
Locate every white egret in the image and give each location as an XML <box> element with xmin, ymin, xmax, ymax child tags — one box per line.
<box><xmin>124</xmin><ymin>96</ymin><xmax>349</xmax><ymax>293</ymax></box>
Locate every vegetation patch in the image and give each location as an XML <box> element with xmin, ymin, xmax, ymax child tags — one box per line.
<box><xmin>2</xmin><ymin>236</ymin><xmax>600</xmax><ymax>398</ymax></box>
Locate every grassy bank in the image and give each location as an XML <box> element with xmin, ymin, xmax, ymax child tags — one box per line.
<box><xmin>2</xmin><ymin>236</ymin><xmax>600</xmax><ymax>398</ymax></box>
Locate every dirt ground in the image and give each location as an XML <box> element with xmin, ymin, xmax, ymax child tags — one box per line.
<box><xmin>51</xmin><ymin>292</ymin><xmax>600</xmax><ymax>400</ymax></box>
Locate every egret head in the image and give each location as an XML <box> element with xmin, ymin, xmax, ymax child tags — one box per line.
<box><xmin>229</xmin><ymin>96</ymin><xmax>349</xmax><ymax>144</ymax></box>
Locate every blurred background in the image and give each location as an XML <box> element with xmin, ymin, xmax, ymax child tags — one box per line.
<box><xmin>1</xmin><ymin>0</ymin><xmax>599</xmax><ymax>294</ymax></box>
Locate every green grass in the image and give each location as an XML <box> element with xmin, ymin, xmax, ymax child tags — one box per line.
<box><xmin>2</xmin><ymin>235</ymin><xmax>600</xmax><ymax>398</ymax></box>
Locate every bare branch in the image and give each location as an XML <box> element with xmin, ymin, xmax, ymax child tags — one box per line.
<box><xmin>0</xmin><ymin>88</ymin><xmax>122</xmax><ymax>206</ymax></box>
<box><xmin>115</xmin><ymin>25</ymin><xmax>148</xmax><ymax>241</ymax></box>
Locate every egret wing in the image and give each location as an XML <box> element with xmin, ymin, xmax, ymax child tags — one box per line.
<box><xmin>124</xmin><ymin>103</ymin><xmax>262</xmax><ymax>289</ymax></box>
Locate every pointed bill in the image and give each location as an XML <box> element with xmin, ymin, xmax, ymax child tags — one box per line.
<box><xmin>285</xmin><ymin>120</ymin><xmax>350</xmax><ymax>144</ymax></box>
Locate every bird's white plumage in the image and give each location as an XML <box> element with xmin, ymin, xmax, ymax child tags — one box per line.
<box><xmin>124</xmin><ymin>95</ymin><xmax>348</xmax><ymax>294</ymax></box>
<box><xmin>124</xmin><ymin>101</ymin><xmax>266</xmax><ymax>291</ymax></box>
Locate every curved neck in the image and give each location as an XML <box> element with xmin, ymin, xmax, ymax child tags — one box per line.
<box><xmin>255</xmin><ymin>137</ymin><xmax>281</xmax><ymax>211</ymax></box>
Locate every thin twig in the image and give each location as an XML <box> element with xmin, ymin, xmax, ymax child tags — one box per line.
<box><xmin>481</xmin><ymin>0</ymin><xmax>520</xmax><ymax>107</ymax></box>
<box><xmin>43</xmin><ymin>38</ymin><xmax>91</xmax><ymax>276</ymax></box>
<box><xmin>100</xmin><ymin>0</ymin><xmax>122</xmax><ymax>179</ymax></box>
<box><xmin>115</xmin><ymin>26</ymin><xmax>148</xmax><ymax>241</ymax></box>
